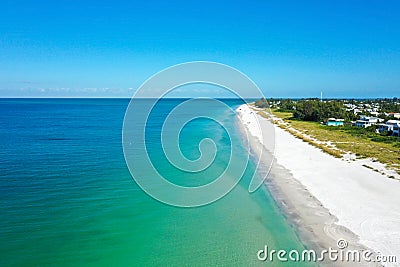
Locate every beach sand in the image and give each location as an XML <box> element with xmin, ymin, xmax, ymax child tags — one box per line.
<box><xmin>236</xmin><ymin>104</ymin><xmax>400</xmax><ymax>266</ymax></box>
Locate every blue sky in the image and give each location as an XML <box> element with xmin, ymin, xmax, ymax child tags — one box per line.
<box><xmin>1</xmin><ymin>0</ymin><xmax>399</xmax><ymax>98</ymax></box>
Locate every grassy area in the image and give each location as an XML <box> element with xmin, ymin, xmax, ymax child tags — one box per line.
<box><xmin>271</xmin><ymin>109</ymin><xmax>292</xmax><ymax>119</ymax></box>
<box><xmin>269</xmin><ymin>109</ymin><xmax>400</xmax><ymax>173</ymax></box>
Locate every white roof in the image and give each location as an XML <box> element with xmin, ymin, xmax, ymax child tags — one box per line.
<box><xmin>327</xmin><ymin>118</ymin><xmax>344</xmax><ymax>122</ymax></box>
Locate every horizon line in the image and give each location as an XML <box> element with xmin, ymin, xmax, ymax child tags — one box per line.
<box><xmin>0</xmin><ymin>96</ymin><xmax>398</xmax><ymax>100</ymax></box>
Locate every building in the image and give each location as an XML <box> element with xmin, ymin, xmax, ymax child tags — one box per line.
<box><xmin>378</xmin><ymin>120</ymin><xmax>400</xmax><ymax>135</ymax></box>
<box><xmin>393</xmin><ymin>123</ymin><xmax>400</xmax><ymax>137</ymax></box>
<box><xmin>326</xmin><ymin>118</ymin><xmax>344</xmax><ymax>126</ymax></box>
<box><xmin>355</xmin><ymin>116</ymin><xmax>383</xmax><ymax>128</ymax></box>
<box><xmin>359</xmin><ymin>116</ymin><xmax>383</xmax><ymax>123</ymax></box>
<box><xmin>355</xmin><ymin>120</ymin><xmax>372</xmax><ymax>128</ymax></box>
<box><xmin>387</xmin><ymin>119</ymin><xmax>400</xmax><ymax>125</ymax></box>
<box><xmin>378</xmin><ymin>123</ymin><xmax>394</xmax><ymax>133</ymax></box>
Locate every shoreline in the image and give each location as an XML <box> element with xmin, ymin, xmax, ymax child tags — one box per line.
<box><xmin>236</xmin><ymin>104</ymin><xmax>400</xmax><ymax>266</ymax></box>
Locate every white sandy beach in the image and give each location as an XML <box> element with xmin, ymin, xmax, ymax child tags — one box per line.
<box><xmin>237</xmin><ymin>104</ymin><xmax>400</xmax><ymax>266</ymax></box>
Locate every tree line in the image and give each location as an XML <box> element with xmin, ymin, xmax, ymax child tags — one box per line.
<box><xmin>254</xmin><ymin>97</ymin><xmax>399</xmax><ymax>122</ymax></box>
<box><xmin>255</xmin><ymin>98</ymin><xmax>356</xmax><ymax>122</ymax></box>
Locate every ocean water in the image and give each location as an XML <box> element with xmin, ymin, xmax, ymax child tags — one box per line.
<box><xmin>0</xmin><ymin>98</ymin><xmax>311</xmax><ymax>266</ymax></box>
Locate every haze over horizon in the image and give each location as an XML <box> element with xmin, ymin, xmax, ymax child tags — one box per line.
<box><xmin>1</xmin><ymin>0</ymin><xmax>399</xmax><ymax>98</ymax></box>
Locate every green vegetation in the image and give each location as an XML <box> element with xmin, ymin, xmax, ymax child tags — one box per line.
<box><xmin>254</xmin><ymin>97</ymin><xmax>400</xmax><ymax>173</ymax></box>
<box><xmin>267</xmin><ymin>108</ymin><xmax>400</xmax><ymax>173</ymax></box>
<box><xmin>365</xmin><ymin>97</ymin><xmax>400</xmax><ymax>113</ymax></box>
<box><xmin>258</xmin><ymin>111</ymin><xmax>343</xmax><ymax>158</ymax></box>
<box><xmin>271</xmin><ymin>110</ymin><xmax>292</xmax><ymax>119</ymax></box>
<box><xmin>294</xmin><ymin>100</ymin><xmax>357</xmax><ymax>122</ymax></box>
<box><xmin>254</xmin><ymin>98</ymin><xmax>269</xmax><ymax>108</ymax></box>
<box><xmin>255</xmin><ymin>97</ymin><xmax>400</xmax><ymax>122</ymax></box>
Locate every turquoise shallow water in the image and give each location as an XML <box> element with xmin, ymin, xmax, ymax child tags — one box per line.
<box><xmin>0</xmin><ymin>98</ymin><xmax>312</xmax><ymax>266</ymax></box>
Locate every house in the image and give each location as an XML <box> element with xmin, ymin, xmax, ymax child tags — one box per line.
<box><xmin>326</xmin><ymin>118</ymin><xmax>344</xmax><ymax>126</ymax></box>
<box><xmin>393</xmin><ymin>123</ymin><xmax>400</xmax><ymax>137</ymax></box>
<box><xmin>355</xmin><ymin>116</ymin><xmax>383</xmax><ymax>127</ymax></box>
<box><xmin>355</xmin><ymin>120</ymin><xmax>372</xmax><ymax>128</ymax></box>
<box><xmin>378</xmin><ymin>123</ymin><xmax>394</xmax><ymax>133</ymax></box>
<box><xmin>387</xmin><ymin>119</ymin><xmax>400</xmax><ymax>125</ymax></box>
<box><xmin>359</xmin><ymin>116</ymin><xmax>383</xmax><ymax>123</ymax></box>
<box><xmin>378</xmin><ymin>120</ymin><xmax>400</xmax><ymax>134</ymax></box>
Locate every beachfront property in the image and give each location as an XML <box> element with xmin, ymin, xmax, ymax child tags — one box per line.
<box><xmin>325</xmin><ymin>118</ymin><xmax>344</xmax><ymax>126</ymax></box>
<box><xmin>354</xmin><ymin>120</ymin><xmax>370</xmax><ymax>128</ymax></box>
<box><xmin>354</xmin><ymin>115</ymin><xmax>384</xmax><ymax>128</ymax></box>
<box><xmin>377</xmin><ymin>120</ymin><xmax>400</xmax><ymax>134</ymax></box>
<box><xmin>378</xmin><ymin>123</ymin><xmax>394</xmax><ymax>133</ymax></box>
<box><xmin>391</xmin><ymin>112</ymin><xmax>400</xmax><ymax>119</ymax></box>
<box><xmin>264</xmin><ymin>98</ymin><xmax>400</xmax><ymax>137</ymax></box>
<box><xmin>393</xmin><ymin>123</ymin><xmax>400</xmax><ymax>137</ymax></box>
